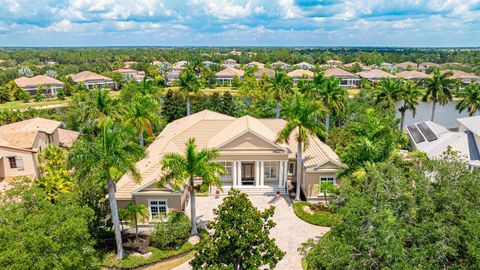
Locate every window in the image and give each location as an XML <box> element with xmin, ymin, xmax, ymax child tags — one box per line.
<box><xmin>219</xmin><ymin>162</ymin><xmax>233</xmax><ymax>180</ymax></box>
<box><xmin>8</xmin><ymin>156</ymin><xmax>24</xmax><ymax>170</ymax></box>
<box><xmin>288</xmin><ymin>162</ymin><xmax>295</xmax><ymax>175</ymax></box>
<box><xmin>264</xmin><ymin>161</ymin><xmax>278</xmax><ymax>180</ymax></box>
<box><xmin>320</xmin><ymin>177</ymin><xmax>335</xmax><ymax>185</ymax></box>
<box><xmin>47</xmin><ymin>134</ymin><xmax>54</xmax><ymax>143</ymax></box>
<box><xmin>148</xmin><ymin>200</ymin><xmax>168</xmax><ymax>220</ymax></box>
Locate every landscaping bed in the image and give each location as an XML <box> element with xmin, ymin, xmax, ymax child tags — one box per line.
<box><xmin>293</xmin><ymin>201</ymin><xmax>338</xmax><ymax>227</ymax></box>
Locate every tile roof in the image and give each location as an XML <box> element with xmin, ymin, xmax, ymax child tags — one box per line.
<box><xmin>356</xmin><ymin>69</ymin><xmax>397</xmax><ymax>79</ymax></box>
<box><xmin>67</xmin><ymin>71</ymin><xmax>113</xmax><ymax>82</ymax></box>
<box><xmin>14</xmin><ymin>75</ymin><xmax>64</xmax><ymax>88</ymax></box>
<box><xmin>287</xmin><ymin>69</ymin><xmax>314</xmax><ymax>78</ymax></box>
<box><xmin>441</xmin><ymin>70</ymin><xmax>480</xmax><ymax>80</ymax></box>
<box><xmin>215</xmin><ymin>67</ymin><xmax>245</xmax><ymax>77</ymax></box>
<box><xmin>58</xmin><ymin>128</ymin><xmax>80</xmax><ymax>148</ymax></box>
<box><xmin>396</xmin><ymin>70</ymin><xmax>432</xmax><ymax>80</ymax></box>
<box><xmin>396</xmin><ymin>61</ymin><xmax>417</xmax><ymax>69</ymax></box>
<box><xmin>254</xmin><ymin>68</ymin><xmax>275</xmax><ymax>78</ymax></box>
<box><xmin>324</xmin><ymin>68</ymin><xmax>359</xmax><ymax>78</ymax></box>
<box><xmin>0</xmin><ymin>117</ymin><xmax>62</xmax><ymax>149</ymax></box>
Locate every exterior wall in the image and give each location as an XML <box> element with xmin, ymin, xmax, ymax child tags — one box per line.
<box><xmin>33</xmin><ymin>129</ymin><xmax>60</xmax><ymax>151</ymax></box>
<box><xmin>0</xmin><ymin>148</ymin><xmax>38</xmax><ymax>179</ymax></box>
<box><xmin>303</xmin><ymin>171</ymin><xmax>340</xmax><ymax>200</ymax></box>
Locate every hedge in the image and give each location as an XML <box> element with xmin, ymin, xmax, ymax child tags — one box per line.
<box><xmin>293</xmin><ymin>202</ymin><xmax>337</xmax><ymax>227</ymax></box>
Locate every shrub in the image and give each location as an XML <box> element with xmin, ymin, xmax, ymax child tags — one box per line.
<box><xmin>19</xmin><ymin>90</ymin><xmax>30</xmax><ymax>102</ymax></box>
<box><xmin>150</xmin><ymin>212</ymin><xmax>191</xmax><ymax>248</ymax></box>
<box><xmin>57</xmin><ymin>88</ymin><xmax>66</xmax><ymax>100</ymax></box>
<box><xmin>293</xmin><ymin>201</ymin><xmax>338</xmax><ymax>227</ymax></box>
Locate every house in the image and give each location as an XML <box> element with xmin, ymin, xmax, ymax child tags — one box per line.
<box><xmin>245</xmin><ymin>62</ymin><xmax>265</xmax><ymax>69</ymax></box>
<box><xmin>124</xmin><ymin>61</ymin><xmax>137</xmax><ymax>69</ymax></box>
<box><xmin>0</xmin><ymin>118</ymin><xmax>79</xmax><ymax>183</ymax></box>
<box><xmin>295</xmin><ymin>62</ymin><xmax>315</xmax><ymax>70</ymax></box>
<box><xmin>229</xmin><ymin>50</ymin><xmax>242</xmax><ymax>56</ymax></box>
<box><xmin>215</xmin><ymin>67</ymin><xmax>244</xmax><ymax>85</ymax></box>
<box><xmin>223</xmin><ymin>59</ymin><xmax>237</xmax><ymax>67</ymax></box>
<box><xmin>288</xmin><ymin>69</ymin><xmax>314</xmax><ymax>85</ymax></box>
<box><xmin>326</xmin><ymin>59</ymin><xmax>342</xmax><ymax>68</ymax></box>
<box><xmin>13</xmin><ymin>75</ymin><xmax>64</xmax><ymax>96</ymax></box>
<box><xmin>324</xmin><ymin>68</ymin><xmax>361</xmax><ymax>88</ymax></box>
<box><xmin>254</xmin><ymin>68</ymin><xmax>275</xmax><ymax>79</ymax></box>
<box><xmin>113</xmin><ymin>68</ymin><xmax>147</xmax><ymax>82</ymax></box>
<box><xmin>441</xmin><ymin>70</ymin><xmax>480</xmax><ymax>88</ymax></box>
<box><xmin>356</xmin><ymin>69</ymin><xmax>397</xmax><ymax>82</ymax></box>
<box><xmin>271</xmin><ymin>61</ymin><xmax>290</xmax><ymax>70</ymax></box>
<box><xmin>396</xmin><ymin>70</ymin><xmax>432</xmax><ymax>81</ymax></box>
<box><xmin>418</xmin><ymin>62</ymin><xmax>439</xmax><ymax>72</ymax></box>
<box><xmin>343</xmin><ymin>62</ymin><xmax>365</xmax><ymax>70</ymax></box>
<box><xmin>407</xmin><ymin>116</ymin><xmax>480</xmax><ymax>170</ymax></box>
<box><xmin>67</xmin><ymin>71</ymin><xmax>116</xmax><ymax>90</ymax></box>
<box><xmin>174</xmin><ymin>61</ymin><xmax>188</xmax><ymax>67</ymax></box>
<box><xmin>202</xmin><ymin>61</ymin><xmax>215</xmax><ymax>67</ymax></box>
<box><xmin>115</xmin><ymin>110</ymin><xmax>343</xmax><ymax>222</ymax></box>
<box><xmin>396</xmin><ymin>61</ymin><xmax>417</xmax><ymax>71</ymax></box>
<box><xmin>164</xmin><ymin>66</ymin><xmax>185</xmax><ymax>85</ymax></box>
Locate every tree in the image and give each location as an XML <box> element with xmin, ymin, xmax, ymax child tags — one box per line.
<box><xmin>162</xmin><ymin>89</ymin><xmax>186</xmax><ymax>122</ymax></box>
<box><xmin>118</xmin><ymin>203</ymin><xmax>149</xmax><ymax>243</ymax></box>
<box><xmin>158</xmin><ymin>138</ymin><xmax>224</xmax><ymax>235</ymax></box>
<box><xmin>36</xmin><ymin>145</ymin><xmax>73</xmax><ymax>201</ymax></box>
<box><xmin>232</xmin><ymin>75</ymin><xmax>241</xmax><ymax>88</ymax></box>
<box><xmin>34</xmin><ymin>86</ymin><xmax>45</xmax><ymax>101</ymax></box>
<box><xmin>0</xmin><ymin>184</ymin><xmax>100</xmax><ymax>269</ymax></box>
<box><xmin>178</xmin><ymin>68</ymin><xmax>200</xmax><ymax>115</ymax></box>
<box><xmin>220</xmin><ymin>91</ymin><xmax>236</xmax><ymax>115</ymax></box>
<box><xmin>270</xmin><ymin>70</ymin><xmax>293</xmax><ymax>119</ymax></box>
<box><xmin>68</xmin><ymin>119</ymin><xmax>144</xmax><ymax>258</ymax></box>
<box><xmin>6</xmin><ymin>80</ymin><xmax>23</xmax><ymax>100</ymax></box>
<box><xmin>124</xmin><ymin>95</ymin><xmax>161</xmax><ymax>147</ymax></box>
<box><xmin>456</xmin><ymin>83</ymin><xmax>480</xmax><ymax>116</ymax></box>
<box><xmin>423</xmin><ymin>69</ymin><xmax>455</xmax><ymax>121</ymax></box>
<box><xmin>57</xmin><ymin>88</ymin><xmax>66</xmax><ymax>100</ymax></box>
<box><xmin>276</xmin><ymin>91</ymin><xmax>324</xmax><ymax>200</ymax></box>
<box><xmin>0</xmin><ymin>86</ymin><xmax>11</xmax><ymax>103</ymax></box>
<box><xmin>208</xmin><ymin>92</ymin><xmax>222</xmax><ymax>112</ymax></box>
<box><xmin>191</xmin><ymin>189</ymin><xmax>285</xmax><ymax>269</ymax></box>
<box><xmin>374</xmin><ymin>77</ymin><xmax>402</xmax><ymax>111</ymax></box>
<box><xmin>397</xmin><ymin>80</ymin><xmax>422</xmax><ymax>130</ymax></box>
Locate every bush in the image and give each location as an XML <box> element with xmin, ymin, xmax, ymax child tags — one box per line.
<box><xmin>150</xmin><ymin>212</ymin><xmax>191</xmax><ymax>248</ymax></box>
<box><xmin>19</xmin><ymin>90</ymin><xmax>30</xmax><ymax>102</ymax></box>
<box><xmin>57</xmin><ymin>88</ymin><xmax>66</xmax><ymax>100</ymax></box>
<box><xmin>293</xmin><ymin>202</ymin><xmax>338</xmax><ymax>227</ymax></box>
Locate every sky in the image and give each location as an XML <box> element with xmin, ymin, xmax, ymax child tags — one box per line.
<box><xmin>0</xmin><ymin>0</ymin><xmax>480</xmax><ymax>47</ymax></box>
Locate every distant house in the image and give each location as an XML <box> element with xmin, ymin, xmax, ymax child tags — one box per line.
<box><xmin>343</xmin><ymin>62</ymin><xmax>365</xmax><ymax>69</ymax></box>
<box><xmin>324</xmin><ymin>68</ymin><xmax>361</xmax><ymax>88</ymax></box>
<box><xmin>418</xmin><ymin>62</ymin><xmax>439</xmax><ymax>72</ymax></box>
<box><xmin>295</xmin><ymin>62</ymin><xmax>315</xmax><ymax>70</ymax></box>
<box><xmin>67</xmin><ymin>71</ymin><xmax>116</xmax><ymax>90</ymax></box>
<box><xmin>215</xmin><ymin>67</ymin><xmax>244</xmax><ymax>85</ymax></box>
<box><xmin>287</xmin><ymin>69</ymin><xmax>314</xmax><ymax>85</ymax></box>
<box><xmin>124</xmin><ymin>61</ymin><xmax>137</xmax><ymax>69</ymax></box>
<box><xmin>442</xmin><ymin>70</ymin><xmax>480</xmax><ymax>89</ymax></box>
<box><xmin>229</xmin><ymin>50</ymin><xmax>242</xmax><ymax>56</ymax></box>
<box><xmin>396</xmin><ymin>70</ymin><xmax>431</xmax><ymax>81</ymax></box>
<box><xmin>254</xmin><ymin>68</ymin><xmax>275</xmax><ymax>79</ymax></box>
<box><xmin>14</xmin><ymin>75</ymin><xmax>64</xmax><ymax>96</ymax></box>
<box><xmin>245</xmin><ymin>62</ymin><xmax>265</xmax><ymax>69</ymax></box>
<box><xmin>407</xmin><ymin>116</ymin><xmax>480</xmax><ymax>170</ymax></box>
<box><xmin>202</xmin><ymin>61</ymin><xmax>215</xmax><ymax>67</ymax></box>
<box><xmin>174</xmin><ymin>61</ymin><xmax>188</xmax><ymax>67</ymax></box>
<box><xmin>326</xmin><ymin>59</ymin><xmax>342</xmax><ymax>68</ymax></box>
<box><xmin>164</xmin><ymin>66</ymin><xmax>185</xmax><ymax>85</ymax></box>
<box><xmin>396</xmin><ymin>61</ymin><xmax>417</xmax><ymax>71</ymax></box>
<box><xmin>113</xmin><ymin>68</ymin><xmax>147</xmax><ymax>82</ymax></box>
<box><xmin>271</xmin><ymin>61</ymin><xmax>290</xmax><ymax>70</ymax></box>
<box><xmin>0</xmin><ymin>118</ymin><xmax>79</xmax><ymax>185</ymax></box>
<box><xmin>223</xmin><ymin>59</ymin><xmax>237</xmax><ymax>67</ymax></box>
<box><xmin>356</xmin><ymin>69</ymin><xmax>397</xmax><ymax>82</ymax></box>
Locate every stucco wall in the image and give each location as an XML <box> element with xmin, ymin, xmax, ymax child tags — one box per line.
<box><xmin>0</xmin><ymin>147</ymin><xmax>38</xmax><ymax>179</ymax></box>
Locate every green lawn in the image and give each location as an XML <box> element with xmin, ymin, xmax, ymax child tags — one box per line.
<box><xmin>0</xmin><ymin>99</ymin><xmax>69</xmax><ymax>110</ymax></box>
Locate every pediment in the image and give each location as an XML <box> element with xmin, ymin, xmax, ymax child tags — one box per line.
<box><xmin>217</xmin><ymin>131</ymin><xmax>285</xmax><ymax>152</ymax></box>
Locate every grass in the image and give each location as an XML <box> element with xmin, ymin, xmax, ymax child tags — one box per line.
<box><xmin>302</xmin><ymin>258</ymin><xmax>309</xmax><ymax>270</ymax></box>
<box><xmin>144</xmin><ymin>252</ymin><xmax>194</xmax><ymax>270</ymax></box>
<box><xmin>293</xmin><ymin>201</ymin><xmax>338</xmax><ymax>227</ymax></box>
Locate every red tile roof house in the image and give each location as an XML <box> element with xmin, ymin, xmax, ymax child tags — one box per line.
<box><xmin>287</xmin><ymin>69</ymin><xmax>314</xmax><ymax>85</ymax></box>
<box><xmin>215</xmin><ymin>67</ymin><xmax>245</xmax><ymax>85</ymax></box>
<box><xmin>324</xmin><ymin>68</ymin><xmax>361</xmax><ymax>88</ymax></box>
<box><xmin>67</xmin><ymin>71</ymin><xmax>116</xmax><ymax>90</ymax></box>
<box><xmin>14</xmin><ymin>75</ymin><xmax>64</xmax><ymax>96</ymax></box>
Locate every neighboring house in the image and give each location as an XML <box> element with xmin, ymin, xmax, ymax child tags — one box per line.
<box><xmin>0</xmin><ymin>118</ymin><xmax>79</xmax><ymax>183</ymax></box>
<box><xmin>124</xmin><ymin>61</ymin><xmax>137</xmax><ymax>69</ymax></box>
<box><xmin>271</xmin><ymin>61</ymin><xmax>290</xmax><ymax>70</ymax></box>
<box><xmin>295</xmin><ymin>62</ymin><xmax>315</xmax><ymax>70</ymax></box>
<box><xmin>356</xmin><ymin>69</ymin><xmax>397</xmax><ymax>82</ymax></box>
<box><xmin>254</xmin><ymin>68</ymin><xmax>275</xmax><ymax>79</ymax></box>
<box><xmin>229</xmin><ymin>50</ymin><xmax>242</xmax><ymax>56</ymax></box>
<box><xmin>245</xmin><ymin>62</ymin><xmax>265</xmax><ymax>69</ymax></box>
<box><xmin>324</xmin><ymin>68</ymin><xmax>361</xmax><ymax>88</ymax></box>
<box><xmin>116</xmin><ymin>110</ymin><xmax>343</xmax><ymax>223</ymax></box>
<box><xmin>287</xmin><ymin>69</ymin><xmax>314</xmax><ymax>85</ymax></box>
<box><xmin>223</xmin><ymin>59</ymin><xmax>237</xmax><ymax>67</ymax></box>
<box><xmin>407</xmin><ymin>116</ymin><xmax>480</xmax><ymax>170</ymax></box>
<box><xmin>343</xmin><ymin>62</ymin><xmax>366</xmax><ymax>70</ymax></box>
<box><xmin>113</xmin><ymin>68</ymin><xmax>147</xmax><ymax>82</ymax></box>
<box><xmin>418</xmin><ymin>62</ymin><xmax>439</xmax><ymax>72</ymax></box>
<box><xmin>396</xmin><ymin>70</ymin><xmax>432</xmax><ymax>81</ymax></box>
<box><xmin>202</xmin><ymin>61</ymin><xmax>215</xmax><ymax>67</ymax></box>
<box><xmin>14</xmin><ymin>75</ymin><xmax>64</xmax><ymax>96</ymax></box>
<box><xmin>441</xmin><ymin>70</ymin><xmax>480</xmax><ymax>89</ymax></box>
<box><xmin>164</xmin><ymin>66</ymin><xmax>185</xmax><ymax>85</ymax></box>
<box><xmin>396</xmin><ymin>61</ymin><xmax>418</xmax><ymax>71</ymax></box>
<box><xmin>67</xmin><ymin>71</ymin><xmax>116</xmax><ymax>90</ymax></box>
<box><xmin>174</xmin><ymin>61</ymin><xmax>188</xmax><ymax>67</ymax></box>
<box><xmin>326</xmin><ymin>59</ymin><xmax>342</xmax><ymax>68</ymax></box>
<box><xmin>215</xmin><ymin>67</ymin><xmax>244</xmax><ymax>85</ymax></box>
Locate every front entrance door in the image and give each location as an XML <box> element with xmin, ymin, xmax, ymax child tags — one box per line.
<box><xmin>241</xmin><ymin>162</ymin><xmax>255</xmax><ymax>186</ymax></box>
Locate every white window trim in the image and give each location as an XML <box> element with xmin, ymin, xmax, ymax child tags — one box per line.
<box><xmin>319</xmin><ymin>177</ymin><xmax>336</xmax><ymax>197</ymax></box>
<box><xmin>320</xmin><ymin>177</ymin><xmax>336</xmax><ymax>185</ymax></box>
<box><xmin>288</xmin><ymin>161</ymin><xmax>295</xmax><ymax>175</ymax></box>
<box><xmin>218</xmin><ymin>161</ymin><xmax>233</xmax><ymax>180</ymax></box>
<box><xmin>147</xmin><ymin>199</ymin><xmax>168</xmax><ymax>222</ymax></box>
<box><xmin>264</xmin><ymin>161</ymin><xmax>279</xmax><ymax>181</ymax></box>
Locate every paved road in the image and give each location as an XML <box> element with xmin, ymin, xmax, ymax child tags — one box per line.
<box><xmin>173</xmin><ymin>195</ymin><xmax>329</xmax><ymax>270</ymax></box>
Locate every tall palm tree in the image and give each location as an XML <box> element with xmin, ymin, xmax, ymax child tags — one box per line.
<box><xmin>397</xmin><ymin>80</ymin><xmax>422</xmax><ymax>130</ymax></box>
<box><xmin>270</xmin><ymin>70</ymin><xmax>293</xmax><ymax>119</ymax></box>
<box><xmin>118</xmin><ymin>203</ymin><xmax>150</xmax><ymax>243</ymax></box>
<box><xmin>124</xmin><ymin>95</ymin><xmax>161</xmax><ymax>147</ymax></box>
<box><xmin>423</xmin><ymin>69</ymin><xmax>455</xmax><ymax>121</ymax></box>
<box><xmin>158</xmin><ymin>138</ymin><xmax>224</xmax><ymax>235</ymax></box>
<box><xmin>456</xmin><ymin>83</ymin><xmax>480</xmax><ymax>116</ymax></box>
<box><xmin>276</xmin><ymin>91</ymin><xmax>324</xmax><ymax>201</ymax></box>
<box><xmin>178</xmin><ymin>69</ymin><xmax>200</xmax><ymax>116</ymax></box>
<box><xmin>374</xmin><ymin>77</ymin><xmax>402</xmax><ymax>111</ymax></box>
<box><xmin>68</xmin><ymin>119</ymin><xmax>144</xmax><ymax>258</ymax></box>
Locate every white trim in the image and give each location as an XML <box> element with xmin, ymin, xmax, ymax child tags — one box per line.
<box><xmin>214</xmin><ymin>130</ymin><xmax>287</xmax><ymax>152</ymax></box>
<box><xmin>147</xmin><ymin>199</ymin><xmax>168</xmax><ymax>221</ymax></box>
<box><xmin>255</xmin><ymin>161</ymin><xmax>260</xmax><ymax>186</ymax></box>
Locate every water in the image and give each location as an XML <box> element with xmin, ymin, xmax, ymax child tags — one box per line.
<box><xmin>397</xmin><ymin>101</ymin><xmax>477</xmax><ymax>130</ymax></box>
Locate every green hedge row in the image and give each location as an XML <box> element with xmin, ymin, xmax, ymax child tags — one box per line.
<box><xmin>293</xmin><ymin>202</ymin><xmax>337</xmax><ymax>227</ymax></box>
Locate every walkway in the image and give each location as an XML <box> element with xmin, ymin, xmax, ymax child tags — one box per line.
<box><xmin>173</xmin><ymin>195</ymin><xmax>330</xmax><ymax>270</ymax></box>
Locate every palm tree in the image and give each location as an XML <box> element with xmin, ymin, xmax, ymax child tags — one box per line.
<box><xmin>68</xmin><ymin>119</ymin><xmax>144</xmax><ymax>258</ymax></box>
<box><xmin>374</xmin><ymin>77</ymin><xmax>402</xmax><ymax>111</ymax></box>
<box><xmin>270</xmin><ymin>70</ymin><xmax>293</xmax><ymax>119</ymax></box>
<box><xmin>397</xmin><ymin>80</ymin><xmax>422</xmax><ymax>130</ymax></box>
<box><xmin>457</xmin><ymin>83</ymin><xmax>480</xmax><ymax>116</ymax></box>
<box><xmin>178</xmin><ymin>69</ymin><xmax>200</xmax><ymax>116</ymax></box>
<box><xmin>158</xmin><ymin>138</ymin><xmax>224</xmax><ymax>235</ymax></box>
<box><xmin>119</xmin><ymin>203</ymin><xmax>150</xmax><ymax>243</ymax></box>
<box><xmin>423</xmin><ymin>69</ymin><xmax>455</xmax><ymax>121</ymax></box>
<box><xmin>124</xmin><ymin>95</ymin><xmax>161</xmax><ymax>147</ymax></box>
<box><xmin>276</xmin><ymin>91</ymin><xmax>324</xmax><ymax>201</ymax></box>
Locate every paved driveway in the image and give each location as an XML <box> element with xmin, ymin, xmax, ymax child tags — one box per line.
<box><xmin>173</xmin><ymin>195</ymin><xmax>330</xmax><ymax>270</ymax></box>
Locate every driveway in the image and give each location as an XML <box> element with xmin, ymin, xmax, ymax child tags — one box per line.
<box><xmin>173</xmin><ymin>195</ymin><xmax>330</xmax><ymax>270</ymax></box>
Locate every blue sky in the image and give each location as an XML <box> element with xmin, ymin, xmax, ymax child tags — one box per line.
<box><xmin>0</xmin><ymin>0</ymin><xmax>479</xmax><ymax>47</ymax></box>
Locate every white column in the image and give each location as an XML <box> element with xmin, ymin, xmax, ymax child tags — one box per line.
<box><xmin>255</xmin><ymin>161</ymin><xmax>260</xmax><ymax>186</ymax></box>
<box><xmin>237</xmin><ymin>161</ymin><xmax>242</xmax><ymax>187</ymax></box>
<box><xmin>232</xmin><ymin>161</ymin><xmax>237</xmax><ymax>187</ymax></box>
<box><xmin>260</xmin><ymin>161</ymin><xmax>265</xmax><ymax>186</ymax></box>
<box><xmin>278</xmin><ymin>161</ymin><xmax>284</xmax><ymax>187</ymax></box>
<box><xmin>283</xmin><ymin>161</ymin><xmax>288</xmax><ymax>187</ymax></box>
